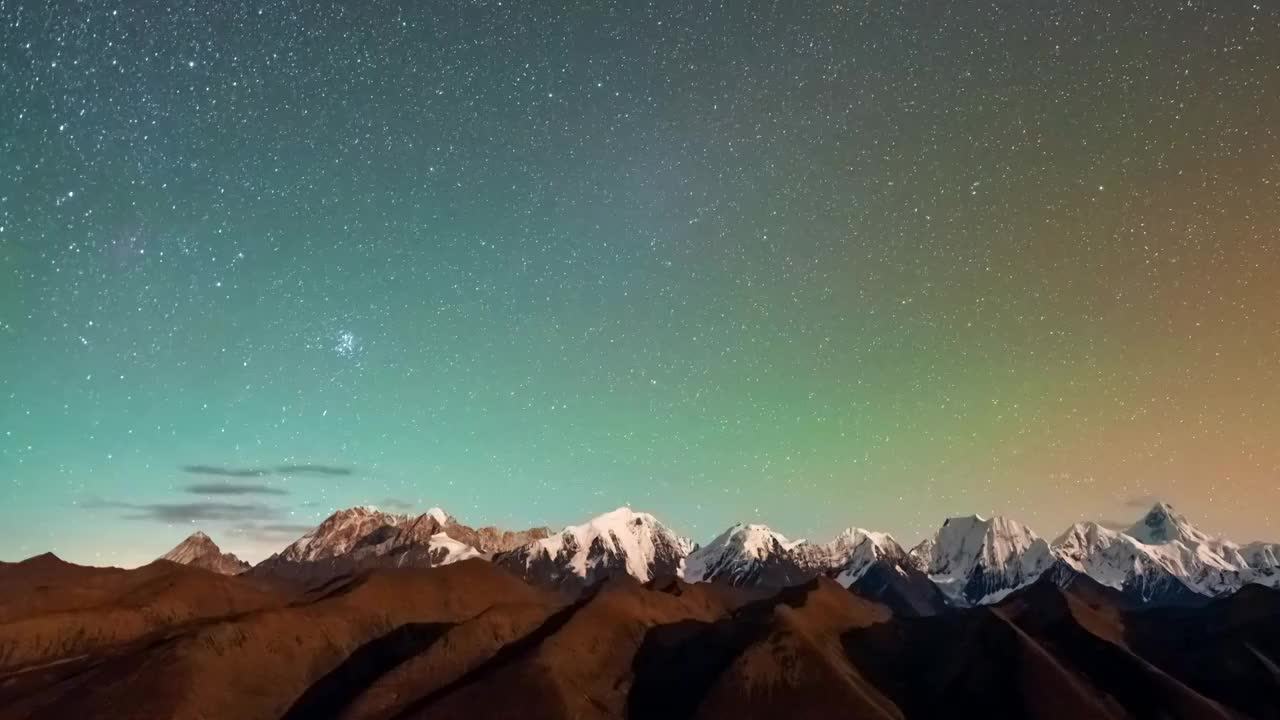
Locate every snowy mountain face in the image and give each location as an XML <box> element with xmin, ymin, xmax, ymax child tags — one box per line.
<box><xmin>1244</xmin><ymin>542</ymin><xmax>1280</xmax><ymax>569</ymax></box>
<box><xmin>829</xmin><ymin>529</ymin><xmax>910</xmax><ymax>585</ymax></box>
<box><xmin>390</xmin><ymin>532</ymin><xmax>483</xmax><ymax>567</ymax></box>
<box><xmin>241</xmin><ymin>500</ymin><xmax>1277</xmax><ymax>606</ymax></box>
<box><xmin>1242</xmin><ymin>542</ymin><xmax>1280</xmax><ymax>588</ymax></box>
<box><xmin>911</xmin><ymin>515</ymin><xmax>1053</xmax><ymax>605</ymax></box>
<box><xmin>1119</xmin><ymin>503</ymin><xmax>1247</xmax><ymax>595</ymax></box>
<box><xmin>1050</xmin><ymin>521</ymin><xmax>1204</xmax><ymax>604</ymax></box>
<box><xmin>684</xmin><ymin>523</ymin><xmax>815</xmax><ymax>587</ymax></box>
<box><xmin>159</xmin><ymin>531</ymin><xmax>249</xmax><ymax>575</ymax></box>
<box><xmin>682</xmin><ymin>524</ymin><xmax>909</xmax><ymax>589</ymax></box>
<box><xmin>493</xmin><ymin>507</ymin><xmax>691</xmax><ymax>589</ymax></box>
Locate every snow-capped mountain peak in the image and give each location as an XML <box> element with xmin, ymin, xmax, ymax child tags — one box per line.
<box><xmin>715</xmin><ymin>523</ymin><xmax>801</xmax><ymax>557</ymax></box>
<box><xmin>911</xmin><ymin>514</ymin><xmax>1052</xmax><ymax>605</ymax></box>
<box><xmin>827</xmin><ymin>527</ymin><xmax>902</xmax><ymax>559</ymax></box>
<box><xmin>1050</xmin><ymin>520</ymin><xmax>1203</xmax><ymax>602</ymax></box>
<box><xmin>829</xmin><ymin>528</ymin><xmax>908</xmax><ymax>584</ymax></box>
<box><xmin>1127</xmin><ymin>502</ymin><xmax>1213</xmax><ymax>546</ymax></box>
<box><xmin>1050</xmin><ymin>501</ymin><xmax>1262</xmax><ymax>598</ymax></box>
<box><xmin>684</xmin><ymin>522</ymin><xmax>817</xmax><ymax>586</ymax></box>
<box><xmin>494</xmin><ymin>507</ymin><xmax>691</xmax><ymax>587</ymax></box>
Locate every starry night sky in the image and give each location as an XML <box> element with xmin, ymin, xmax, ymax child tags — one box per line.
<box><xmin>2</xmin><ymin>0</ymin><xmax>1279</xmax><ymax>565</ymax></box>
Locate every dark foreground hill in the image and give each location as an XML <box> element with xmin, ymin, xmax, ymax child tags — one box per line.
<box><xmin>0</xmin><ymin>553</ymin><xmax>1277</xmax><ymax>720</ymax></box>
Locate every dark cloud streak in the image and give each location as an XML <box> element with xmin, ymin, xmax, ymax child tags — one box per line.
<box><xmin>275</xmin><ymin>464</ymin><xmax>353</xmax><ymax>477</ymax></box>
<box><xmin>84</xmin><ymin>498</ymin><xmax>278</xmax><ymax>523</ymax></box>
<box><xmin>185</xmin><ymin>483</ymin><xmax>288</xmax><ymax>496</ymax></box>
<box><xmin>182</xmin><ymin>464</ymin><xmax>271</xmax><ymax>478</ymax></box>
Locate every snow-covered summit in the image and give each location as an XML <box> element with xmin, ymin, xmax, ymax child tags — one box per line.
<box><xmin>684</xmin><ymin>523</ymin><xmax>806</xmax><ymax>585</ymax></box>
<box><xmin>829</xmin><ymin>528</ymin><xmax>909</xmax><ymax>585</ymax></box>
<box><xmin>1051</xmin><ymin>521</ymin><xmax>1201</xmax><ymax>602</ymax></box>
<box><xmin>911</xmin><ymin>514</ymin><xmax>1053</xmax><ymax>605</ymax></box>
<box><xmin>495</xmin><ymin>507</ymin><xmax>691</xmax><ymax>588</ymax></box>
<box><xmin>1128</xmin><ymin>503</ymin><xmax>1212</xmax><ymax>546</ymax></box>
<box><xmin>1120</xmin><ymin>502</ymin><xmax>1246</xmax><ymax>594</ymax></box>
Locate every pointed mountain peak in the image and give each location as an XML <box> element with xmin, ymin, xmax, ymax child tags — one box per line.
<box><xmin>683</xmin><ymin>522</ymin><xmax>827</xmax><ymax>587</ymax></box>
<box><xmin>19</xmin><ymin>551</ymin><xmax>68</xmax><ymax>568</ymax></box>
<box><xmin>913</xmin><ymin>513</ymin><xmax>1052</xmax><ymax>605</ymax></box>
<box><xmin>163</xmin><ymin>530</ymin><xmax>218</xmax><ymax>554</ymax></box>
<box><xmin>494</xmin><ymin>507</ymin><xmax>691</xmax><ymax>587</ymax></box>
<box><xmin>717</xmin><ymin>522</ymin><xmax>802</xmax><ymax>554</ymax></box>
<box><xmin>160</xmin><ymin>531</ymin><xmax>248</xmax><ymax>575</ymax></box>
<box><xmin>1051</xmin><ymin>520</ymin><xmax>1118</xmax><ymax>548</ymax></box>
<box><xmin>425</xmin><ymin>507</ymin><xmax>450</xmax><ymax>524</ymax></box>
<box><xmin>1126</xmin><ymin>501</ymin><xmax>1210</xmax><ymax>545</ymax></box>
<box><xmin>829</xmin><ymin>527</ymin><xmax>901</xmax><ymax>552</ymax></box>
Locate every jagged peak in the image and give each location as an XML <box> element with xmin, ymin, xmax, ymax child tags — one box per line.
<box><xmin>830</xmin><ymin>526</ymin><xmax>900</xmax><ymax>548</ymax></box>
<box><xmin>714</xmin><ymin>522</ymin><xmax>803</xmax><ymax>553</ymax></box>
<box><xmin>512</xmin><ymin>506</ymin><xmax>690</xmax><ymax>583</ymax></box>
<box><xmin>317</xmin><ymin>504</ymin><xmax>408</xmax><ymax>524</ymax></box>
<box><xmin>1051</xmin><ymin>520</ymin><xmax>1122</xmax><ymax>548</ymax></box>
<box><xmin>1126</xmin><ymin>501</ymin><xmax>1215</xmax><ymax>546</ymax></box>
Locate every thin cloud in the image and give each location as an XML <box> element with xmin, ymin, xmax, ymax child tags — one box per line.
<box><xmin>275</xmin><ymin>464</ymin><xmax>354</xmax><ymax>477</ymax></box>
<box><xmin>84</xmin><ymin>498</ymin><xmax>278</xmax><ymax>523</ymax></box>
<box><xmin>229</xmin><ymin>521</ymin><xmax>316</xmax><ymax>550</ymax></box>
<box><xmin>181</xmin><ymin>464</ymin><xmax>271</xmax><ymax>478</ymax></box>
<box><xmin>180</xmin><ymin>463</ymin><xmax>356</xmax><ymax>479</ymax></box>
<box><xmin>185</xmin><ymin>483</ymin><xmax>288</xmax><ymax>496</ymax></box>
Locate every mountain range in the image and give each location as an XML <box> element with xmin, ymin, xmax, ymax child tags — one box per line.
<box><xmin>3</xmin><ymin>544</ymin><xmax>1278</xmax><ymax>719</ymax></box>
<box><xmin>160</xmin><ymin>501</ymin><xmax>1280</xmax><ymax>608</ymax></box>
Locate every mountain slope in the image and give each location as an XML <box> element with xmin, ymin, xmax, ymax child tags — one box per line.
<box><xmin>683</xmin><ymin>523</ymin><xmax>815</xmax><ymax>587</ymax></box>
<box><xmin>2</xmin><ymin>555</ymin><xmax>1277</xmax><ymax>720</ymax></box>
<box><xmin>1122</xmin><ymin>503</ymin><xmax>1248</xmax><ymax>595</ymax></box>
<box><xmin>1051</xmin><ymin>521</ymin><xmax>1207</xmax><ymax>605</ymax></box>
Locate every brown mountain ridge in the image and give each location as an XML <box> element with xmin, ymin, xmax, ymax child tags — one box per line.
<box><xmin>0</xmin><ymin>551</ymin><xmax>1278</xmax><ymax>720</ymax></box>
